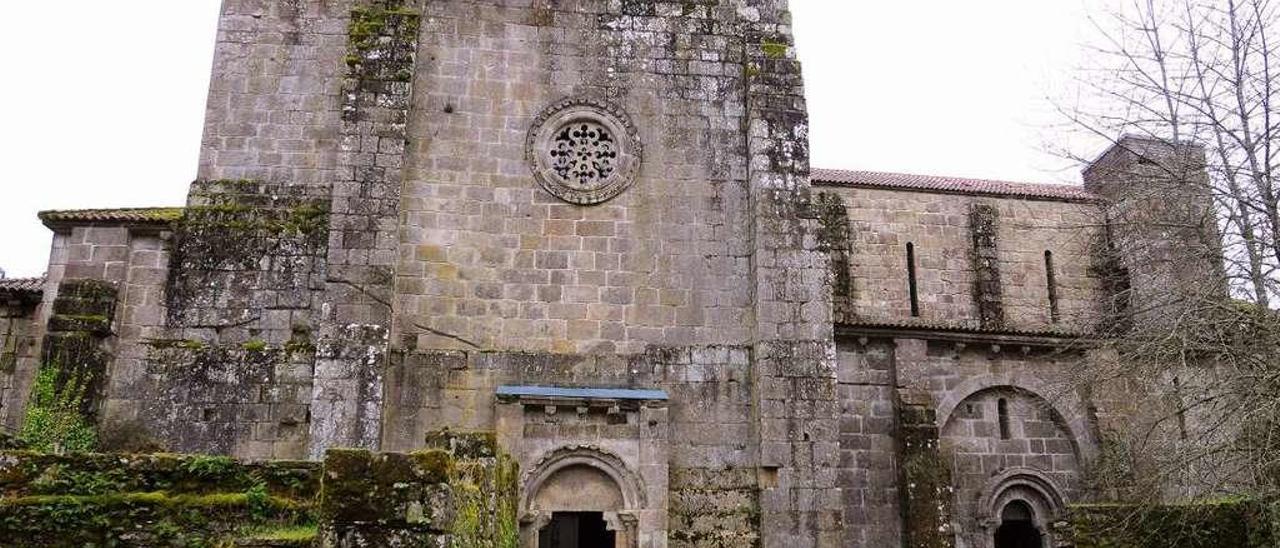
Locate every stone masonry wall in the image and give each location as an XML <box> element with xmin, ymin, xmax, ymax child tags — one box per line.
<box><xmin>127</xmin><ymin>181</ymin><xmax>329</xmax><ymax>459</ymax></box>
<box><xmin>942</xmin><ymin>386</ymin><xmax>1081</xmax><ymax>547</ymax></box>
<box><xmin>835</xmin><ymin>334</ymin><xmax>1095</xmax><ymax>548</ymax></box>
<box><xmin>835</xmin><ymin>338</ymin><xmax>902</xmax><ymax>547</ymax></box>
<box><xmin>0</xmin><ymin>299</ymin><xmax>40</xmax><ymax>433</ymax></box>
<box><xmin>17</xmin><ymin>223</ymin><xmax>176</xmax><ymax>451</ymax></box>
<box><xmin>395</xmin><ymin>0</ymin><xmax>760</xmax><ymax>355</ymax></box>
<box><xmin>742</xmin><ymin>1</ymin><xmax>844</xmax><ymax>545</ymax></box>
<box><xmin>819</xmin><ymin>186</ymin><xmax>1104</xmax><ymax>333</ymax></box>
<box><xmin>199</xmin><ymin>0</ymin><xmax>355</xmax><ymax>185</ymax></box>
<box><xmin>308</xmin><ymin>0</ymin><xmax>422</xmax><ymax>458</ymax></box>
<box><xmin>167</xmin><ymin>181</ymin><xmax>329</xmax><ymax>343</ymax></box>
<box><xmin>1083</xmin><ymin>137</ymin><xmax>1224</xmax><ymax>328</ymax></box>
<box><xmin>139</xmin><ymin>341</ymin><xmax>314</xmax><ymax>459</ymax></box>
<box><xmin>10</xmin><ymin>5</ymin><xmax>1238</xmax><ymax>548</ymax></box>
<box><xmin>969</xmin><ymin>203</ymin><xmax>1005</xmax><ymax>330</ymax></box>
<box><xmin>0</xmin><ymin>434</ymin><xmax>518</xmax><ymax>548</ymax></box>
<box><xmin>1</xmin><ymin>280</ymin><xmax>120</xmax><ymax>455</ymax></box>
<box><xmin>898</xmin><ymin>339</ymin><xmax>1091</xmax><ymax>548</ymax></box>
<box><xmin>382</xmin><ymin>0</ymin><xmax>841</xmax><ymax>545</ymax></box>
<box><xmin>384</xmin><ymin>345</ymin><xmax>761</xmax><ymax>546</ymax></box>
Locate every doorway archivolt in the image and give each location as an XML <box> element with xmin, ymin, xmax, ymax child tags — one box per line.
<box><xmin>519</xmin><ymin>445</ymin><xmax>644</xmax><ymax>548</ymax></box>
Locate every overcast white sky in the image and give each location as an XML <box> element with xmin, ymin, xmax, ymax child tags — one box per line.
<box><xmin>0</xmin><ymin>1</ymin><xmax>1099</xmax><ymax>278</ymax></box>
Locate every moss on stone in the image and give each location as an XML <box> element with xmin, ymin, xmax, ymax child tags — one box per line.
<box><xmin>423</xmin><ymin>430</ymin><xmax>497</xmax><ymax>459</ymax></box>
<box><xmin>0</xmin><ymin>490</ymin><xmax>309</xmax><ymax>546</ymax></box>
<box><xmin>531</xmin><ymin>6</ymin><xmax>554</xmax><ymax>26</ymax></box>
<box><xmin>0</xmin><ymin>452</ymin><xmax>321</xmax><ymax>502</ymax></box>
<box><xmin>283</xmin><ymin>338</ymin><xmax>315</xmax><ymax>356</ymax></box>
<box><xmin>761</xmin><ymin>40</ymin><xmax>789</xmax><ymax>59</ymax></box>
<box><xmin>445</xmin><ymin>451</ymin><xmax>520</xmax><ymax>548</ymax></box>
<box><xmin>241</xmin><ymin>339</ymin><xmax>268</xmax><ymax>352</ymax></box>
<box><xmin>318</xmin><ymin>433</ymin><xmax>519</xmax><ymax>545</ymax></box>
<box><xmin>1</xmin><ymin>445</ymin><xmax>524</xmax><ymax>546</ymax></box>
<box><xmin>240</xmin><ymin>523</ymin><xmax>318</xmax><ymax>542</ymax></box>
<box><xmin>344</xmin><ymin>0</ymin><xmax>421</xmax><ymax>90</ymax></box>
<box><xmin>412</xmin><ymin>449</ymin><xmax>454</xmax><ymax>484</ymax></box>
<box><xmin>47</xmin><ymin>314</ymin><xmax>110</xmax><ymax>334</ymax></box>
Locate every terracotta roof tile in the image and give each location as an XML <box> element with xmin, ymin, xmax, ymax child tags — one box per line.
<box><xmin>811</xmin><ymin>169</ymin><xmax>1098</xmax><ymax>202</ymax></box>
<box><xmin>0</xmin><ymin>277</ymin><xmax>44</xmax><ymax>295</ymax></box>
<box><xmin>39</xmin><ymin>207</ymin><xmax>184</xmax><ymax>228</ymax></box>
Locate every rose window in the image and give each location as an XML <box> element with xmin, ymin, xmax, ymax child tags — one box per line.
<box><xmin>527</xmin><ymin>98</ymin><xmax>642</xmax><ymax>205</ymax></box>
<box><xmin>549</xmin><ymin>122</ymin><xmax>619</xmax><ymax>189</ymax></box>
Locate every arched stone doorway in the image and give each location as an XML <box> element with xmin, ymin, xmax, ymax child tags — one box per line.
<box><xmin>939</xmin><ymin>383</ymin><xmax>1081</xmax><ymax>548</ymax></box>
<box><xmin>519</xmin><ymin>446</ymin><xmax>642</xmax><ymax>548</ymax></box>
<box><xmin>994</xmin><ymin>501</ymin><xmax>1042</xmax><ymax>548</ymax></box>
<box><xmin>978</xmin><ymin>469</ymin><xmax>1066</xmax><ymax>548</ymax></box>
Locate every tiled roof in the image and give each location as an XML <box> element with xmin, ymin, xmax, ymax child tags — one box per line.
<box><xmin>39</xmin><ymin>207</ymin><xmax>184</xmax><ymax>228</ymax></box>
<box><xmin>0</xmin><ymin>277</ymin><xmax>44</xmax><ymax>295</ymax></box>
<box><xmin>811</xmin><ymin>169</ymin><xmax>1099</xmax><ymax>202</ymax></box>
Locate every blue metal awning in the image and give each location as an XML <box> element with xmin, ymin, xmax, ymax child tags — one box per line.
<box><xmin>496</xmin><ymin>385</ymin><xmax>668</xmax><ymax>401</ymax></box>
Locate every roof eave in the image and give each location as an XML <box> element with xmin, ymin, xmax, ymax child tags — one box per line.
<box><xmin>811</xmin><ymin>179</ymin><xmax>1101</xmax><ymax>204</ymax></box>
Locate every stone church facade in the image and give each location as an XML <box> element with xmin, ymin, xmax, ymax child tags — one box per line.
<box><xmin>0</xmin><ymin>2</ymin><xmax>1219</xmax><ymax>548</ymax></box>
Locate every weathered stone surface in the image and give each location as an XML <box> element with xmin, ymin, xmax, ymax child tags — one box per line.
<box><xmin>4</xmin><ymin>1</ymin><xmax>1230</xmax><ymax>547</ymax></box>
<box><xmin>0</xmin><ymin>443</ymin><xmax>516</xmax><ymax>548</ymax></box>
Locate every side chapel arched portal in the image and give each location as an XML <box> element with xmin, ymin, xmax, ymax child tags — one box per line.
<box><xmin>980</xmin><ymin>469</ymin><xmax>1067</xmax><ymax>548</ymax></box>
<box><xmin>995</xmin><ymin>501</ymin><xmax>1042</xmax><ymax>548</ymax></box>
<box><xmin>520</xmin><ymin>447</ymin><xmax>643</xmax><ymax>548</ymax></box>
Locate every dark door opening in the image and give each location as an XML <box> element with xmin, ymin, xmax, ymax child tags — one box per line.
<box><xmin>538</xmin><ymin>511</ymin><xmax>616</xmax><ymax>548</ymax></box>
<box><xmin>995</xmin><ymin>501</ymin><xmax>1043</xmax><ymax>548</ymax></box>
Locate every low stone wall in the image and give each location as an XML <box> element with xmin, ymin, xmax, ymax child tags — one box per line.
<box><xmin>320</xmin><ymin>431</ymin><xmax>519</xmax><ymax>547</ymax></box>
<box><xmin>1068</xmin><ymin>499</ymin><xmax>1277</xmax><ymax>548</ymax></box>
<box><xmin>0</xmin><ymin>432</ymin><xmax>518</xmax><ymax>547</ymax></box>
<box><xmin>0</xmin><ymin>452</ymin><xmax>318</xmax><ymax>546</ymax></box>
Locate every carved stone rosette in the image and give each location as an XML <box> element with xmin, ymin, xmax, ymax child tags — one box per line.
<box><xmin>526</xmin><ymin>97</ymin><xmax>642</xmax><ymax>205</ymax></box>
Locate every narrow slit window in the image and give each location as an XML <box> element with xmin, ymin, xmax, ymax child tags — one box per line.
<box><xmin>1045</xmin><ymin>250</ymin><xmax>1060</xmax><ymax>323</ymax></box>
<box><xmin>907</xmin><ymin>242</ymin><xmax>920</xmax><ymax>317</ymax></box>
<box><xmin>1173</xmin><ymin>376</ymin><xmax>1188</xmax><ymax>440</ymax></box>
<box><xmin>998</xmin><ymin>398</ymin><xmax>1011</xmax><ymax>439</ymax></box>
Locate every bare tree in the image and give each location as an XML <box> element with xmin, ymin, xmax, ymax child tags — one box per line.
<box><xmin>1065</xmin><ymin>0</ymin><xmax>1280</xmax><ymax>306</ymax></box>
<box><xmin>1057</xmin><ymin>0</ymin><xmax>1280</xmax><ymax>512</ymax></box>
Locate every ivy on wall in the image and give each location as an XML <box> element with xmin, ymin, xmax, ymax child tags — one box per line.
<box><xmin>19</xmin><ymin>279</ymin><xmax>117</xmax><ymax>454</ymax></box>
<box><xmin>18</xmin><ymin>367</ymin><xmax>96</xmax><ymax>453</ymax></box>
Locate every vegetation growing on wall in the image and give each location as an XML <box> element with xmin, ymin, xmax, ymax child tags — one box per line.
<box><xmin>760</xmin><ymin>39</ymin><xmax>789</xmax><ymax>59</ymax></box>
<box><xmin>19</xmin><ymin>279</ymin><xmax>118</xmax><ymax>454</ymax></box>
<box><xmin>899</xmin><ymin>402</ymin><xmax>954</xmax><ymax>548</ymax></box>
<box><xmin>18</xmin><ymin>367</ymin><xmax>97</xmax><ymax>453</ymax></box>
<box><xmin>449</xmin><ymin>452</ymin><xmax>520</xmax><ymax>548</ymax></box>
<box><xmin>0</xmin><ymin>451</ymin><xmax>321</xmax><ymax>546</ymax></box>
<box><xmin>345</xmin><ymin>2</ymin><xmax>421</xmax><ymax>83</ymax></box>
<box><xmin>1068</xmin><ymin>499</ymin><xmax>1278</xmax><ymax>548</ymax></box>
<box><xmin>318</xmin><ymin>431</ymin><xmax>520</xmax><ymax>547</ymax></box>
